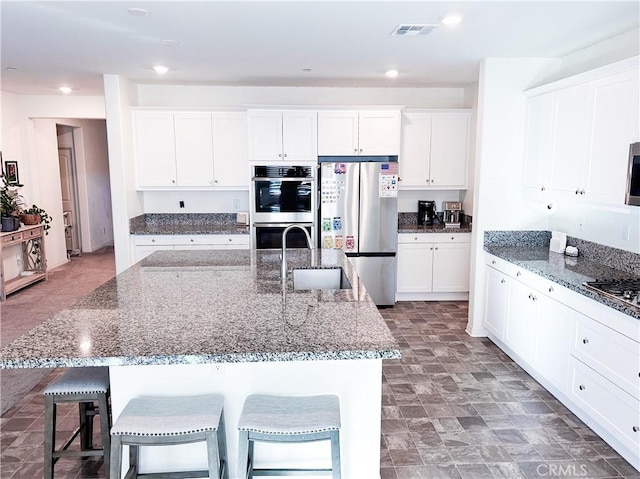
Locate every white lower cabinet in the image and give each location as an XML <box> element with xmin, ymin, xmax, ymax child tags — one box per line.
<box><xmin>133</xmin><ymin>234</ymin><xmax>249</xmax><ymax>262</ymax></box>
<box><xmin>484</xmin><ymin>252</ymin><xmax>640</xmax><ymax>469</ymax></box>
<box><xmin>396</xmin><ymin>233</ymin><xmax>470</xmax><ymax>300</ymax></box>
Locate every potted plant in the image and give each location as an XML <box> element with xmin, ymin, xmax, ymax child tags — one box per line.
<box><xmin>0</xmin><ymin>168</ymin><xmax>23</xmax><ymax>232</ymax></box>
<box><xmin>20</xmin><ymin>205</ymin><xmax>52</xmax><ymax>234</ymax></box>
<box><xmin>20</xmin><ymin>204</ymin><xmax>52</xmax><ymax>234</ymax></box>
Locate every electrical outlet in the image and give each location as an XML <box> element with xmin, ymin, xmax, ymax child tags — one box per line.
<box><xmin>578</xmin><ymin>218</ymin><xmax>585</xmax><ymax>233</ymax></box>
<box><xmin>622</xmin><ymin>224</ymin><xmax>630</xmax><ymax>242</ymax></box>
<box><xmin>211</xmin><ymin>364</ymin><xmax>224</xmax><ymax>375</ymax></box>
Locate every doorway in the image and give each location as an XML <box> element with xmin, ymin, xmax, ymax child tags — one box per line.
<box><xmin>58</xmin><ymin>145</ymin><xmax>82</xmax><ymax>257</ymax></box>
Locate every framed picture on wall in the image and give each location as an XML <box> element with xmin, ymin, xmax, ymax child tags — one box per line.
<box><xmin>4</xmin><ymin>160</ymin><xmax>19</xmax><ymax>185</ymax></box>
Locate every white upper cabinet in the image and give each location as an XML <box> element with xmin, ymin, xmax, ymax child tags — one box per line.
<box><xmin>399</xmin><ymin>111</ymin><xmax>470</xmax><ymax>189</ymax></box>
<box><xmin>317</xmin><ymin>110</ymin><xmax>401</xmax><ymax>156</ymax></box>
<box><xmin>522</xmin><ymin>95</ymin><xmax>555</xmax><ymax>199</ymax></box>
<box><xmin>211</xmin><ymin>112</ymin><xmax>249</xmax><ymax>188</ymax></box>
<box><xmin>134</xmin><ymin>111</ymin><xmax>250</xmax><ymax>189</ymax></box>
<box><xmin>174</xmin><ymin>112</ymin><xmax>215</xmax><ymax>187</ymax></box>
<box><xmin>134</xmin><ymin>111</ymin><xmax>177</xmax><ymax>188</ymax></box>
<box><xmin>523</xmin><ymin>64</ymin><xmax>640</xmax><ymax>205</ymax></box>
<box><xmin>247</xmin><ymin>110</ymin><xmax>317</xmax><ymax>162</ymax></box>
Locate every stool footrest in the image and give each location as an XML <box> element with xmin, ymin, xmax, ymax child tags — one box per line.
<box><xmin>252</xmin><ymin>469</ymin><xmax>333</xmax><ymax>476</ymax></box>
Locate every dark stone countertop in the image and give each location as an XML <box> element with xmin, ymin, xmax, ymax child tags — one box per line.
<box><xmin>484</xmin><ymin>245</ymin><xmax>640</xmax><ymax>320</ymax></box>
<box><xmin>0</xmin><ymin>249</ymin><xmax>401</xmax><ymax>369</ymax></box>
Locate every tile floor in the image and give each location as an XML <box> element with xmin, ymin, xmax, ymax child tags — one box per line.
<box><xmin>1</xmin><ymin>256</ymin><xmax>639</xmax><ymax>478</ymax></box>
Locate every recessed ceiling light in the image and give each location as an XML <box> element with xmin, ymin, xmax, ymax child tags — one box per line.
<box><xmin>5</xmin><ymin>66</ymin><xmax>18</xmax><ymax>71</ymax></box>
<box><xmin>161</xmin><ymin>39</ymin><xmax>180</xmax><ymax>47</ymax></box>
<box><xmin>302</xmin><ymin>68</ymin><xmax>312</xmax><ymax>73</ymax></box>
<box><xmin>59</xmin><ymin>86</ymin><xmax>72</xmax><ymax>94</ymax></box>
<box><xmin>128</xmin><ymin>7</ymin><xmax>149</xmax><ymax>17</ymax></box>
<box><xmin>385</xmin><ymin>70</ymin><xmax>399</xmax><ymax>78</ymax></box>
<box><xmin>441</xmin><ymin>14</ymin><xmax>462</xmax><ymax>26</ymax></box>
<box><xmin>153</xmin><ymin>65</ymin><xmax>169</xmax><ymax>75</ymax></box>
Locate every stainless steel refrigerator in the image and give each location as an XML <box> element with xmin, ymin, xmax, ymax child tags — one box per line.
<box><xmin>318</xmin><ymin>157</ymin><xmax>398</xmax><ymax>306</ymax></box>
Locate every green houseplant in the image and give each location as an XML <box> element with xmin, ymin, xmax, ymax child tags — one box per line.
<box><xmin>0</xmin><ymin>167</ymin><xmax>23</xmax><ymax>232</ymax></box>
<box><xmin>20</xmin><ymin>204</ymin><xmax>52</xmax><ymax>234</ymax></box>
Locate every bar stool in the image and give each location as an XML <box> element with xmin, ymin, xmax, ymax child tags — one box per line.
<box><xmin>43</xmin><ymin>367</ymin><xmax>111</xmax><ymax>479</ymax></box>
<box><xmin>237</xmin><ymin>394</ymin><xmax>341</xmax><ymax>479</ymax></box>
<box><xmin>109</xmin><ymin>394</ymin><xmax>228</xmax><ymax>479</ymax></box>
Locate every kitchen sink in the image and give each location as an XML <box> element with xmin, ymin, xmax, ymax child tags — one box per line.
<box><xmin>292</xmin><ymin>267</ymin><xmax>352</xmax><ymax>290</ymax></box>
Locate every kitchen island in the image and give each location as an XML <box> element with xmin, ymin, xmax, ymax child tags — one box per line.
<box><xmin>0</xmin><ymin>248</ymin><xmax>401</xmax><ymax>479</ymax></box>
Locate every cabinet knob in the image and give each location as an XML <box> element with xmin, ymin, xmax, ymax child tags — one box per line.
<box><xmin>575</xmin><ymin>189</ymin><xmax>579</xmax><ymax>195</ymax></box>
<box><xmin>426</xmin><ymin>179</ymin><xmax>429</xmax><ymax>183</ymax></box>
<box><xmin>228</xmin><ymin>238</ymin><xmax>232</xmax><ymax>241</ymax></box>
<box><xmin>451</xmin><ymin>237</ymin><xmax>455</xmax><ymax>240</ymax></box>
<box><xmin>172</xmin><ymin>179</ymin><xmax>176</xmax><ymax>184</ymax></box>
<box><xmin>284</xmin><ymin>154</ymin><xmax>288</xmax><ymax>158</ymax></box>
<box><xmin>354</xmin><ymin>149</ymin><xmax>358</xmax><ymax>153</ymax></box>
<box><xmin>516</xmin><ymin>271</ymin><xmax>521</xmax><ymax>277</ymax></box>
<box><xmin>528</xmin><ymin>293</ymin><xmax>532</xmax><ymax>300</ymax></box>
<box><xmin>190</xmin><ymin>239</ymin><xmax>194</xmax><ymax>242</ymax></box>
<box><xmin>532</xmin><ymin>295</ymin><xmax>537</xmax><ymax>302</ymax></box>
<box><xmin>430</xmin><ymin>247</ymin><xmax>433</xmax><ymax>250</ymax></box>
<box><xmin>431</xmin><ymin>179</ymin><xmax>435</xmax><ymax>183</ymax></box>
<box><xmin>214</xmin><ymin>180</ymin><xmax>218</xmax><ymax>184</ymax></box>
<box><xmin>581</xmin><ymin>189</ymin><xmax>586</xmax><ymax>195</ymax></box>
<box><xmin>582</xmin><ymin>338</ymin><xmax>589</xmax><ymax>344</ymax></box>
<box><xmin>579</xmin><ymin>384</ymin><xmax>586</xmax><ymax>391</ymax></box>
<box><xmin>359</xmin><ymin>148</ymin><xmax>363</xmax><ymax>153</ymax></box>
<box><xmin>500</xmin><ymin>279</ymin><xmax>505</xmax><ymax>284</ymax></box>
<box><xmin>278</xmin><ymin>153</ymin><xmax>282</xmax><ymax>158</ymax></box>
<box><xmin>548</xmin><ymin>286</ymin><xmax>554</xmax><ymax>293</ymax></box>
<box><xmin>492</xmin><ymin>260</ymin><xmax>496</xmax><ymax>265</ymax></box>
<box><xmin>633</xmin><ymin>426</ymin><xmax>639</xmax><ymax>433</ymax></box>
<box><xmin>151</xmin><ymin>239</ymin><xmax>155</xmax><ymax>243</ymax></box>
<box><xmin>541</xmin><ymin>186</ymin><xmax>546</xmax><ymax>191</ymax></box>
<box><xmin>414</xmin><ymin>236</ymin><xmax>418</xmax><ymax>241</ymax></box>
<box><xmin>435</xmin><ymin>247</ymin><xmax>438</xmax><ymax>250</ymax></box>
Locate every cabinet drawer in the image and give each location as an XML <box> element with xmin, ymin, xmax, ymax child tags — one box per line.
<box><xmin>570</xmin><ymin>357</ymin><xmax>640</xmax><ymax>454</ymax></box>
<box><xmin>572</xmin><ymin>313</ymin><xmax>640</xmax><ymax>400</ymax></box>
<box><xmin>2</xmin><ymin>232</ymin><xmax>23</xmax><ymax>244</ymax></box>
<box><xmin>173</xmin><ymin>235</ymin><xmax>250</xmax><ymax>247</ymax></box>
<box><xmin>134</xmin><ymin>235</ymin><xmax>174</xmax><ymax>246</ymax></box>
<box><xmin>398</xmin><ymin>232</ymin><xmax>469</xmax><ymax>244</ymax></box>
<box><xmin>24</xmin><ymin>227</ymin><xmax>43</xmax><ymax>238</ymax></box>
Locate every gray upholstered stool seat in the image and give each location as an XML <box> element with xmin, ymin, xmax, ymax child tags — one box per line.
<box><xmin>110</xmin><ymin>394</ymin><xmax>228</xmax><ymax>479</ymax></box>
<box><xmin>44</xmin><ymin>367</ymin><xmax>111</xmax><ymax>479</ymax></box>
<box><xmin>238</xmin><ymin>394</ymin><xmax>341</xmax><ymax>479</ymax></box>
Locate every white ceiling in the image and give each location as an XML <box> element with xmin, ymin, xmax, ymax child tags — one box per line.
<box><xmin>1</xmin><ymin>1</ymin><xmax>638</xmax><ymax>96</ymax></box>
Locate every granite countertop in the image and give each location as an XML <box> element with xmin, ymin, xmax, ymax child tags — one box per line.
<box><xmin>484</xmin><ymin>245</ymin><xmax>640</xmax><ymax>320</ymax></box>
<box><xmin>0</xmin><ymin>249</ymin><xmax>401</xmax><ymax>369</ymax></box>
<box><xmin>398</xmin><ymin>222</ymin><xmax>472</xmax><ymax>234</ymax></box>
<box><xmin>129</xmin><ymin>213</ymin><xmax>249</xmax><ymax>235</ymax></box>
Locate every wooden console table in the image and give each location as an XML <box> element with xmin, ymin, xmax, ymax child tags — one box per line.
<box><xmin>0</xmin><ymin>224</ymin><xmax>47</xmax><ymax>301</ymax></box>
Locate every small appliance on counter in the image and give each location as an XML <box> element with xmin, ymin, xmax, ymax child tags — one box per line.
<box><xmin>417</xmin><ymin>200</ymin><xmax>436</xmax><ymax>226</ymax></box>
<box><xmin>549</xmin><ymin>231</ymin><xmax>567</xmax><ymax>254</ymax></box>
<box><xmin>443</xmin><ymin>201</ymin><xmax>462</xmax><ymax>228</ymax></box>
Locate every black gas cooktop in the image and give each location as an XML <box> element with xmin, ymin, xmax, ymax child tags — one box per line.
<box><xmin>583</xmin><ymin>278</ymin><xmax>640</xmax><ymax>310</ymax></box>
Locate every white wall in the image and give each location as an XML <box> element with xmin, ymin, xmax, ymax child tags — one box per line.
<box><xmin>467</xmin><ymin>58</ymin><xmax>561</xmax><ymax>337</ymax></box>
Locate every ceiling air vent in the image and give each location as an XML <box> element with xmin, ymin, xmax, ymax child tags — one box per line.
<box><xmin>391</xmin><ymin>24</ymin><xmax>439</xmax><ymax>37</ymax></box>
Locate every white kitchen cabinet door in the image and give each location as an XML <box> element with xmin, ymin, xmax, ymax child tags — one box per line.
<box><xmin>432</xmin><ymin>242</ymin><xmax>469</xmax><ymax>292</ymax></box>
<box><xmin>174</xmin><ymin>112</ymin><xmax>215</xmax><ymax>187</ymax></box>
<box><xmin>134</xmin><ymin>112</ymin><xmax>177</xmax><ymax>188</ymax></box>
<box><xmin>399</xmin><ymin>112</ymin><xmax>431</xmax><ymax>187</ymax></box>
<box><xmin>212</xmin><ymin>112</ymin><xmax>250</xmax><ymax>188</ymax></box>
<box><xmin>532</xmin><ymin>292</ymin><xmax>572</xmax><ymax>393</ymax></box>
<box><xmin>484</xmin><ymin>266</ymin><xmax>510</xmax><ymax>341</ymax></box>
<box><xmin>358</xmin><ymin>111</ymin><xmax>401</xmax><ymax>156</ymax></box>
<box><xmin>317</xmin><ymin>111</ymin><xmax>359</xmax><ymax>155</ymax></box>
<box><xmin>133</xmin><ymin>235</ymin><xmax>174</xmax><ymax>262</ymax></box>
<box><xmin>282</xmin><ymin>111</ymin><xmax>318</xmax><ymax>162</ymax></box>
<box><xmin>585</xmin><ymin>70</ymin><xmax>640</xmax><ymax>204</ymax></box>
<box><xmin>247</xmin><ymin>110</ymin><xmax>284</xmax><ymax>162</ymax></box>
<box><xmin>429</xmin><ymin>113</ymin><xmax>469</xmax><ymax>188</ymax></box>
<box><xmin>549</xmin><ymin>84</ymin><xmax>593</xmax><ymax>199</ymax></box>
<box><xmin>504</xmin><ymin>278</ymin><xmax>537</xmax><ymax>363</ymax></box>
<box><xmin>522</xmin><ymin>94</ymin><xmax>555</xmax><ymax>199</ymax></box>
<box><xmin>396</xmin><ymin>242</ymin><xmax>433</xmax><ymax>293</ymax></box>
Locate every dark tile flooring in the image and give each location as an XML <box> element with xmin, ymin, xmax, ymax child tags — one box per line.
<box><xmin>1</xmin><ymin>300</ymin><xmax>638</xmax><ymax>478</ymax></box>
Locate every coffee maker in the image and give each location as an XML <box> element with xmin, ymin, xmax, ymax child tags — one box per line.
<box><xmin>443</xmin><ymin>201</ymin><xmax>462</xmax><ymax>228</ymax></box>
<box><xmin>417</xmin><ymin>200</ymin><xmax>436</xmax><ymax>226</ymax></box>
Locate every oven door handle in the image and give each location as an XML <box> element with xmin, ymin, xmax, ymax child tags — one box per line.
<box><xmin>253</xmin><ymin>222</ymin><xmax>314</xmax><ymax>228</ymax></box>
<box><xmin>252</xmin><ymin>177</ymin><xmax>314</xmax><ymax>181</ymax></box>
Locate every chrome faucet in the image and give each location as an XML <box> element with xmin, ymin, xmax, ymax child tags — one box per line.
<box><xmin>281</xmin><ymin>225</ymin><xmax>315</xmax><ymax>278</ymax></box>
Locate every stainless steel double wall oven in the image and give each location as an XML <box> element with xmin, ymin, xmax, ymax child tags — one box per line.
<box><xmin>251</xmin><ymin>165</ymin><xmax>317</xmax><ymax>249</ymax></box>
